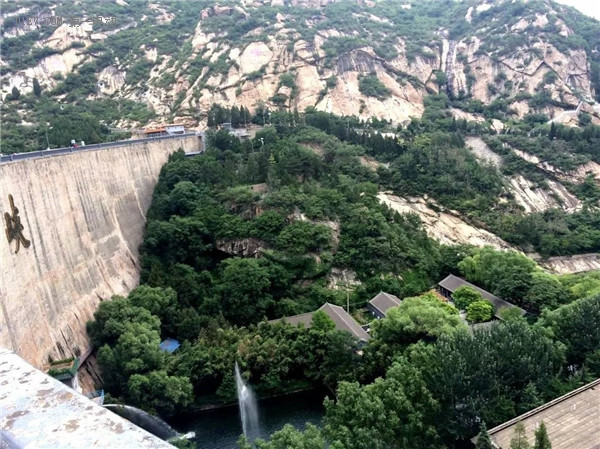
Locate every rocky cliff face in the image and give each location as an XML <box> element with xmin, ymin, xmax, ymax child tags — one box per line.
<box><xmin>540</xmin><ymin>253</ymin><xmax>600</xmax><ymax>274</ymax></box>
<box><xmin>377</xmin><ymin>192</ymin><xmax>514</xmax><ymax>250</ymax></box>
<box><xmin>0</xmin><ymin>135</ymin><xmax>200</xmax><ymax>368</ymax></box>
<box><xmin>2</xmin><ymin>0</ymin><xmax>599</xmax><ymax>127</ymax></box>
<box><xmin>464</xmin><ymin>137</ymin><xmax>584</xmax><ymax>213</ymax></box>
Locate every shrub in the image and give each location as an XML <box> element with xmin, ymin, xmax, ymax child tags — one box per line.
<box><xmin>33</xmin><ymin>78</ymin><xmax>42</xmax><ymax>97</ymax></box>
<box><xmin>358</xmin><ymin>75</ymin><xmax>391</xmax><ymax>100</ymax></box>
<box><xmin>270</xmin><ymin>93</ymin><xmax>288</xmax><ymax>105</ymax></box>
<box><xmin>435</xmin><ymin>71</ymin><xmax>448</xmax><ymax>87</ymax></box>
<box><xmin>579</xmin><ymin>113</ymin><xmax>592</xmax><ymax>127</ymax></box>
<box><xmin>326</xmin><ymin>76</ymin><xmax>337</xmax><ymax>89</ymax></box>
<box><xmin>543</xmin><ymin>71</ymin><xmax>559</xmax><ymax>85</ymax></box>
<box><xmin>467</xmin><ymin>300</ymin><xmax>494</xmax><ymax>323</ymax></box>
<box><xmin>452</xmin><ymin>285</ymin><xmax>483</xmax><ymax>311</ymax></box>
<box><xmin>279</xmin><ymin>73</ymin><xmax>296</xmax><ymax>89</ymax></box>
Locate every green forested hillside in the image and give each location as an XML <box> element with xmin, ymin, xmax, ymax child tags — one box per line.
<box><xmin>88</xmin><ymin>113</ymin><xmax>600</xmax><ymax>448</ymax></box>
<box><xmin>139</xmin><ymin>123</ymin><xmax>444</xmax><ymax>324</ymax></box>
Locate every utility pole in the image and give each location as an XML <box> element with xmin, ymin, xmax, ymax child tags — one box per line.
<box><xmin>346</xmin><ymin>289</ymin><xmax>350</xmax><ymax>314</ymax></box>
<box><xmin>45</xmin><ymin>126</ymin><xmax>52</xmax><ymax>149</ymax></box>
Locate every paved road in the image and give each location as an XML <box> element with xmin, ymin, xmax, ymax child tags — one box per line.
<box><xmin>0</xmin><ymin>133</ymin><xmax>201</xmax><ymax>164</ymax></box>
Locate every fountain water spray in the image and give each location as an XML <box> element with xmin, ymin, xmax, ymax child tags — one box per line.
<box><xmin>103</xmin><ymin>404</ymin><xmax>179</xmax><ymax>440</ymax></box>
<box><xmin>235</xmin><ymin>362</ymin><xmax>259</xmax><ymax>441</ymax></box>
<box><xmin>104</xmin><ymin>404</ymin><xmax>195</xmax><ymax>443</ymax></box>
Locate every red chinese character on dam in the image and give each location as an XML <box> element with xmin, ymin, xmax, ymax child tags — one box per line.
<box><xmin>4</xmin><ymin>194</ymin><xmax>31</xmax><ymax>254</ymax></box>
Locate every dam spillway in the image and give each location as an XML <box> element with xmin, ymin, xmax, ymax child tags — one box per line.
<box><xmin>0</xmin><ymin>134</ymin><xmax>201</xmax><ymax>368</ymax></box>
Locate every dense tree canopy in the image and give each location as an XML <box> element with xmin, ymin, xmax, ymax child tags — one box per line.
<box><xmin>452</xmin><ymin>285</ymin><xmax>483</xmax><ymax>311</ymax></box>
<box><xmin>466</xmin><ymin>300</ymin><xmax>494</xmax><ymax>323</ymax></box>
<box><xmin>538</xmin><ymin>295</ymin><xmax>600</xmax><ymax>368</ymax></box>
<box><xmin>84</xmin><ymin>113</ymin><xmax>600</xmax><ymax>449</ymax></box>
<box><xmin>373</xmin><ymin>293</ymin><xmax>464</xmax><ymax>346</ymax></box>
<box><xmin>323</xmin><ymin>360</ymin><xmax>443</xmax><ymax>449</ymax></box>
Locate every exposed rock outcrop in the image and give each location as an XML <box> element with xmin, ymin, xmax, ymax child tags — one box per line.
<box><xmin>97</xmin><ymin>65</ymin><xmax>126</xmax><ymax>96</ymax></box>
<box><xmin>464</xmin><ymin>137</ymin><xmax>582</xmax><ymax>213</ymax></box>
<box><xmin>327</xmin><ymin>267</ymin><xmax>360</xmax><ymax>289</ymax></box>
<box><xmin>239</xmin><ymin>42</ymin><xmax>274</xmax><ymax>74</ymax></box>
<box><xmin>465</xmin><ymin>136</ymin><xmax>503</xmax><ymax>167</ymax></box>
<box><xmin>508</xmin><ymin>175</ymin><xmax>582</xmax><ymax>213</ymax></box>
<box><xmin>2</xmin><ymin>0</ymin><xmax>599</xmax><ymax>126</ymax></box>
<box><xmin>377</xmin><ymin>192</ymin><xmax>514</xmax><ymax>250</ymax></box>
<box><xmin>3</xmin><ymin>48</ymin><xmax>88</xmax><ymax>96</ymax></box>
<box><xmin>41</xmin><ymin>22</ymin><xmax>93</xmax><ymax>50</ymax></box>
<box><xmin>216</xmin><ymin>238</ymin><xmax>266</xmax><ymax>257</ymax></box>
<box><xmin>539</xmin><ymin>253</ymin><xmax>600</xmax><ymax>274</ymax></box>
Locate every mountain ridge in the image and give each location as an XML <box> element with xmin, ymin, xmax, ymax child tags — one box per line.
<box><xmin>2</xmin><ymin>0</ymin><xmax>600</xmax><ymax>136</ymax></box>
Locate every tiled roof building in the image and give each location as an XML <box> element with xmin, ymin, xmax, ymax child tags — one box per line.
<box><xmin>367</xmin><ymin>291</ymin><xmax>401</xmax><ymax>319</ymax></box>
<box><xmin>269</xmin><ymin>303</ymin><xmax>370</xmax><ymax>343</ymax></box>
<box><xmin>476</xmin><ymin>378</ymin><xmax>600</xmax><ymax>449</ymax></box>
<box><xmin>437</xmin><ymin>274</ymin><xmax>525</xmax><ymax>319</ymax></box>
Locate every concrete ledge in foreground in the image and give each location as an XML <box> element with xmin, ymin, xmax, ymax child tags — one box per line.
<box><xmin>0</xmin><ymin>347</ymin><xmax>174</xmax><ymax>449</ymax></box>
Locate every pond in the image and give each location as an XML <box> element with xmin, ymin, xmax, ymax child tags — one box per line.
<box><xmin>174</xmin><ymin>389</ymin><xmax>328</xmax><ymax>449</ymax></box>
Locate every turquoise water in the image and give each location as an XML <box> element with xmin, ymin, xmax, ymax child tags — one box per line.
<box><xmin>174</xmin><ymin>389</ymin><xmax>327</xmax><ymax>449</ymax></box>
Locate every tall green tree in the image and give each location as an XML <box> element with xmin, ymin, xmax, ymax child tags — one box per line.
<box><xmin>452</xmin><ymin>285</ymin><xmax>483</xmax><ymax>311</ymax></box>
<box><xmin>509</xmin><ymin>422</ymin><xmax>531</xmax><ymax>449</ymax></box>
<box><xmin>533</xmin><ymin>422</ymin><xmax>551</xmax><ymax>449</ymax></box>
<box><xmin>324</xmin><ymin>359</ymin><xmax>443</xmax><ymax>449</ymax></box>
<box><xmin>128</xmin><ymin>370</ymin><xmax>193</xmax><ymax>416</ymax></box>
<box><xmin>493</xmin><ymin>267</ymin><xmax>533</xmax><ymax>304</ymax></box>
<box><xmin>244</xmin><ymin>423</ymin><xmax>325</xmax><ymax>449</ymax></box>
<box><xmin>304</xmin><ymin>311</ymin><xmax>359</xmax><ymax>386</ymax></box>
<box><xmin>97</xmin><ymin>321</ymin><xmax>164</xmax><ymax>393</ymax></box>
<box><xmin>127</xmin><ymin>285</ymin><xmax>178</xmax><ymax>335</ymax></box>
<box><xmin>217</xmin><ymin>258</ymin><xmax>275</xmax><ymax>324</ymax></box>
<box><xmin>538</xmin><ymin>294</ymin><xmax>600</xmax><ymax>366</ymax></box>
<box><xmin>11</xmin><ymin>86</ymin><xmax>20</xmax><ymax>100</ymax></box>
<box><xmin>87</xmin><ymin>295</ymin><xmax>160</xmax><ymax>347</ymax></box>
<box><xmin>523</xmin><ymin>273</ymin><xmax>570</xmax><ymax>314</ymax></box>
<box><xmin>475</xmin><ymin>422</ymin><xmax>494</xmax><ymax>449</ymax></box>
<box><xmin>466</xmin><ymin>300</ymin><xmax>494</xmax><ymax>323</ymax></box>
<box><xmin>33</xmin><ymin>78</ymin><xmax>42</xmax><ymax>97</ymax></box>
<box><xmin>372</xmin><ymin>292</ymin><xmax>464</xmax><ymax>346</ymax></box>
<box><xmin>458</xmin><ymin>247</ymin><xmax>537</xmax><ymax>299</ymax></box>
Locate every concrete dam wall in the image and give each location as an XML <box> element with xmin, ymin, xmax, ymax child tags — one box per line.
<box><xmin>0</xmin><ymin>135</ymin><xmax>200</xmax><ymax>368</ymax></box>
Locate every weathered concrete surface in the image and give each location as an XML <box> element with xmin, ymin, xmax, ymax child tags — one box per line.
<box><xmin>0</xmin><ymin>136</ymin><xmax>199</xmax><ymax>368</ymax></box>
<box><xmin>485</xmin><ymin>378</ymin><xmax>600</xmax><ymax>449</ymax></box>
<box><xmin>0</xmin><ymin>347</ymin><xmax>174</xmax><ymax>448</ymax></box>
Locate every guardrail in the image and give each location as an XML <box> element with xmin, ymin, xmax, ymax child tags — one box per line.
<box><xmin>0</xmin><ymin>133</ymin><xmax>200</xmax><ymax>164</ymax></box>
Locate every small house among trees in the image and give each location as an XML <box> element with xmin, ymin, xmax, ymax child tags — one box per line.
<box><xmin>367</xmin><ymin>291</ymin><xmax>402</xmax><ymax>319</ymax></box>
<box><xmin>437</xmin><ymin>274</ymin><xmax>525</xmax><ymax>320</ymax></box>
<box><xmin>269</xmin><ymin>303</ymin><xmax>371</xmax><ymax>345</ymax></box>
